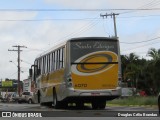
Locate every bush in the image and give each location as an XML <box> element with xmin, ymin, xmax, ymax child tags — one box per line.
<box><xmin>108</xmin><ymin>96</ymin><xmax>157</xmax><ymax>106</ymax></box>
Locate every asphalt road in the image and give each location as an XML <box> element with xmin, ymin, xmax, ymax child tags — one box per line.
<box><xmin>0</xmin><ymin>103</ymin><xmax>159</xmax><ymax>117</ymax></box>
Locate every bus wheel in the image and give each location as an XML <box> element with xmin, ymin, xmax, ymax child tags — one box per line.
<box><xmin>158</xmin><ymin>97</ymin><xmax>160</xmax><ymax>115</ymax></box>
<box><xmin>38</xmin><ymin>91</ymin><xmax>40</xmax><ymax>103</ymax></box>
<box><xmin>99</xmin><ymin>101</ymin><xmax>106</xmax><ymax>109</ymax></box>
<box><xmin>92</xmin><ymin>101</ymin><xmax>99</xmax><ymax>109</ymax></box>
<box><xmin>40</xmin><ymin>96</ymin><xmax>45</xmax><ymax>106</ymax></box>
<box><xmin>76</xmin><ymin>102</ymin><xmax>84</xmax><ymax>109</ymax></box>
<box><xmin>53</xmin><ymin>88</ymin><xmax>60</xmax><ymax>109</ymax></box>
<box><xmin>28</xmin><ymin>99</ymin><xmax>32</xmax><ymax>104</ymax></box>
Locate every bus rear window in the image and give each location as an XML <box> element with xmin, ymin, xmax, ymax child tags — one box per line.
<box><xmin>70</xmin><ymin>40</ymin><xmax>118</xmax><ymax>63</ymax></box>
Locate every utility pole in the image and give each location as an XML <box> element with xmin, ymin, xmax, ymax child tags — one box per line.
<box><xmin>100</xmin><ymin>13</ymin><xmax>119</xmax><ymax>38</ymax></box>
<box><xmin>8</xmin><ymin>45</ymin><xmax>27</xmax><ymax>96</ymax></box>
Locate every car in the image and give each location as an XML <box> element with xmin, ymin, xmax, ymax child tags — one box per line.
<box><xmin>158</xmin><ymin>93</ymin><xmax>160</xmax><ymax>114</ymax></box>
<box><xmin>17</xmin><ymin>92</ymin><xmax>35</xmax><ymax>104</ymax></box>
<box><xmin>9</xmin><ymin>92</ymin><xmax>18</xmax><ymax>102</ymax></box>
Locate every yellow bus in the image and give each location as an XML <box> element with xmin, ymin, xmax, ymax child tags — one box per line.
<box><xmin>30</xmin><ymin>37</ymin><xmax>122</xmax><ymax>109</ymax></box>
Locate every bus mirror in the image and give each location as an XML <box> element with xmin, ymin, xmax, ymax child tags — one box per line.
<box><xmin>29</xmin><ymin>69</ymin><xmax>33</xmax><ymax>77</ymax></box>
<box><xmin>37</xmin><ymin>69</ymin><xmax>41</xmax><ymax>76</ymax></box>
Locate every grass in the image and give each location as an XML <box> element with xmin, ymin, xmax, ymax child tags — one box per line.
<box><xmin>107</xmin><ymin>96</ymin><xmax>158</xmax><ymax>106</ymax></box>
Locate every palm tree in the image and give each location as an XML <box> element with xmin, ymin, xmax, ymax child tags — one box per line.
<box><xmin>147</xmin><ymin>48</ymin><xmax>160</xmax><ymax>61</ymax></box>
<box><xmin>147</xmin><ymin>48</ymin><xmax>160</xmax><ymax>93</ymax></box>
<box><xmin>121</xmin><ymin>53</ymin><xmax>139</xmax><ymax>87</ymax></box>
<box><xmin>126</xmin><ymin>53</ymin><xmax>139</xmax><ymax>63</ymax></box>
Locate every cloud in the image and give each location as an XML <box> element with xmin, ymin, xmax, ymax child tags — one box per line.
<box><xmin>44</xmin><ymin>0</ymin><xmax>149</xmax><ymax>9</ymax></box>
<box><xmin>0</xmin><ymin>12</ymin><xmax>103</xmax><ymax>80</ymax></box>
<box><xmin>0</xmin><ymin>12</ymin><xmax>37</xmax><ymax>30</ymax></box>
<box><xmin>0</xmin><ymin>11</ymin><xmax>38</xmax><ymax>80</ymax></box>
<box><xmin>120</xmin><ymin>30</ymin><xmax>160</xmax><ymax>60</ymax></box>
<box><xmin>45</xmin><ymin>0</ymin><xmax>106</xmax><ymax>9</ymax></box>
<box><xmin>1</xmin><ymin>0</ymin><xmax>160</xmax><ymax>80</ymax></box>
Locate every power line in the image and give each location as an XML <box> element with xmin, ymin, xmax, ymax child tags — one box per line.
<box><xmin>24</xmin><ymin>47</ymin><xmax>45</xmax><ymax>52</ymax></box>
<box><xmin>0</xmin><ymin>18</ymin><xmax>101</xmax><ymax>22</ymax></box>
<box><xmin>21</xmin><ymin>59</ymin><xmax>32</xmax><ymax>65</ymax></box>
<box><xmin>121</xmin><ymin>41</ymin><xmax>160</xmax><ymax>52</ymax></box>
<box><xmin>8</xmin><ymin>71</ymin><xmax>18</xmax><ymax>79</ymax></box>
<box><xmin>51</xmin><ymin>15</ymin><xmax>101</xmax><ymax>45</ymax></box>
<box><xmin>118</xmin><ymin>14</ymin><xmax>160</xmax><ymax>18</ymax></box>
<box><xmin>140</xmin><ymin>0</ymin><xmax>160</xmax><ymax>9</ymax></box>
<box><xmin>0</xmin><ymin>12</ymin><xmax>160</xmax><ymax>22</ymax></box>
<box><xmin>140</xmin><ymin>0</ymin><xmax>157</xmax><ymax>8</ymax></box>
<box><xmin>120</xmin><ymin>0</ymin><xmax>160</xmax><ymax>14</ymax></box>
<box><xmin>121</xmin><ymin>36</ymin><xmax>160</xmax><ymax>52</ymax></box>
<box><xmin>120</xmin><ymin>36</ymin><xmax>160</xmax><ymax>44</ymax></box>
<box><xmin>100</xmin><ymin>13</ymin><xmax>119</xmax><ymax>38</ymax></box>
<box><xmin>102</xmin><ymin>19</ymin><xmax>110</xmax><ymax>36</ymax></box>
<box><xmin>53</xmin><ymin>20</ymin><xmax>100</xmax><ymax>46</ymax></box>
<box><xmin>0</xmin><ymin>8</ymin><xmax>160</xmax><ymax>11</ymax></box>
<box><xmin>0</xmin><ymin>14</ymin><xmax>160</xmax><ymax>22</ymax></box>
<box><xmin>0</xmin><ymin>15</ymin><xmax>159</xmax><ymax>22</ymax></box>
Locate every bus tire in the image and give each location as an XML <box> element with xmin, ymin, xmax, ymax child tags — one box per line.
<box><xmin>53</xmin><ymin>88</ymin><xmax>60</xmax><ymax>109</ymax></box>
<box><xmin>92</xmin><ymin>101</ymin><xmax>99</xmax><ymax>109</ymax></box>
<box><xmin>76</xmin><ymin>102</ymin><xmax>84</xmax><ymax>109</ymax></box>
<box><xmin>28</xmin><ymin>99</ymin><xmax>32</xmax><ymax>104</ymax></box>
<box><xmin>158</xmin><ymin>97</ymin><xmax>160</xmax><ymax>115</ymax></box>
<box><xmin>38</xmin><ymin>91</ymin><xmax>40</xmax><ymax>103</ymax></box>
<box><xmin>99</xmin><ymin>101</ymin><xmax>106</xmax><ymax>109</ymax></box>
<box><xmin>18</xmin><ymin>101</ymin><xmax>21</xmax><ymax>104</ymax></box>
<box><xmin>40</xmin><ymin>94</ymin><xmax>45</xmax><ymax>106</ymax></box>
<box><xmin>40</xmin><ymin>102</ymin><xmax>45</xmax><ymax>106</ymax></box>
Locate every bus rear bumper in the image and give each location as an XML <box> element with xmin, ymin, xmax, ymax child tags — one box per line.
<box><xmin>63</xmin><ymin>87</ymin><xmax>121</xmax><ymax>102</ymax></box>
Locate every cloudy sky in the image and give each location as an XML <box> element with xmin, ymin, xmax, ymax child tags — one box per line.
<box><xmin>0</xmin><ymin>0</ymin><xmax>160</xmax><ymax>80</ymax></box>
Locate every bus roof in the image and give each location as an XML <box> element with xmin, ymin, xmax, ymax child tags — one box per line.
<box><xmin>35</xmin><ymin>40</ymin><xmax>67</xmax><ymax>59</ymax></box>
<box><xmin>69</xmin><ymin>37</ymin><xmax>118</xmax><ymax>42</ymax></box>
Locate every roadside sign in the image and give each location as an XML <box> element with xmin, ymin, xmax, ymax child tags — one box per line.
<box><xmin>2</xmin><ymin>81</ymin><xmax>13</xmax><ymax>87</ymax></box>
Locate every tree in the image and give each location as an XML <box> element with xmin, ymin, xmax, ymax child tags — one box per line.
<box><xmin>147</xmin><ymin>48</ymin><xmax>160</xmax><ymax>61</ymax></box>
<box><xmin>147</xmin><ymin>48</ymin><xmax>160</xmax><ymax>93</ymax></box>
<box><xmin>120</xmin><ymin>49</ymin><xmax>160</xmax><ymax>95</ymax></box>
<box><xmin>121</xmin><ymin>53</ymin><xmax>139</xmax><ymax>87</ymax></box>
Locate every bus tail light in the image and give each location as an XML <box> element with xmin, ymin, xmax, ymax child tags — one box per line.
<box><xmin>67</xmin><ymin>73</ymin><xmax>72</xmax><ymax>82</ymax></box>
<box><xmin>67</xmin><ymin>73</ymin><xmax>73</xmax><ymax>87</ymax></box>
<box><xmin>68</xmin><ymin>82</ymin><xmax>73</xmax><ymax>87</ymax></box>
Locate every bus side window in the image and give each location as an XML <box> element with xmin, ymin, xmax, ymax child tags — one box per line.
<box><xmin>39</xmin><ymin>58</ymin><xmax>42</xmax><ymax>74</ymax></box>
<box><xmin>62</xmin><ymin>47</ymin><xmax>65</xmax><ymax>68</ymax></box>
<box><xmin>47</xmin><ymin>54</ymin><xmax>50</xmax><ymax>73</ymax></box>
<box><xmin>59</xmin><ymin>48</ymin><xmax>62</xmax><ymax>69</ymax></box>
<box><xmin>55</xmin><ymin>51</ymin><xmax>57</xmax><ymax>70</ymax></box>
<box><xmin>53</xmin><ymin>52</ymin><xmax>55</xmax><ymax>71</ymax></box>
<box><xmin>44</xmin><ymin>56</ymin><xmax>47</xmax><ymax>74</ymax></box>
<box><xmin>50</xmin><ymin>53</ymin><xmax>52</xmax><ymax>72</ymax></box>
<box><xmin>57</xmin><ymin>49</ymin><xmax>60</xmax><ymax>70</ymax></box>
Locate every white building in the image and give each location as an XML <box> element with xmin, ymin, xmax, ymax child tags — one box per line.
<box><xmin>23</xmin><ymin>79</ymin><xmax>31</xmax><ymax>92</ymax></box>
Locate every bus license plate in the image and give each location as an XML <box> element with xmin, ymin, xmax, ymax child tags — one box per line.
<box><xmin>91</xmin><ymin>93</ymin><xmax>100</xmax><ymax>96</ymax></box>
